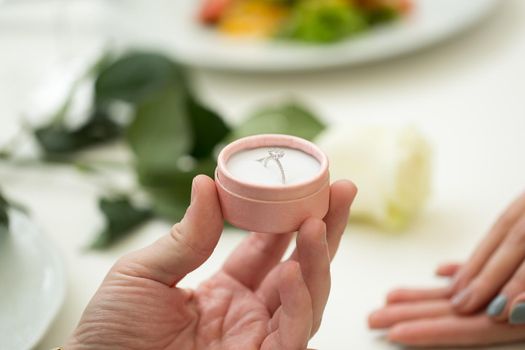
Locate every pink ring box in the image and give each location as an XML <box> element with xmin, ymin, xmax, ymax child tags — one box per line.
<box><xmin>215</xmin><ymin>134</ymin><xmax>330</xmax><ymax>234</ymax></box>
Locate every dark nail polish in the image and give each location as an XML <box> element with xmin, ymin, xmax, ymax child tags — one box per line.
<box><xmin>510</xmin><ymin>303</ymin><xmax>525</xmax><ymax>324</ymax></box>
<box><xmin>487</xmin><ymin>295</ymin><xmax>507</xmax><ymax>317</ymax></box>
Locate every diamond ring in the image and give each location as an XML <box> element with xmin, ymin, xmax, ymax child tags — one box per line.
<box><xmin>257</xmin><ymin>148</ymin><xmax>286</xmax><ymax>184</ymax></box>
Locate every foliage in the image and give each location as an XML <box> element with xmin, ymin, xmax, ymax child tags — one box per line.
<box><xmin>95</xmin><ymin>52</ymin><xmax>181</xmax><ymax>105</ymax></box>
<box><xmin>89</xmin><ymin>196</ymin><xmax>153</xmax><ymax>249</ymax></box>
<box><xmin>34</xmin><ymin>108</ymin><xmax>122</xmax><ymax>158</ymax></box>
<box><xmin>231</xmin><ymin>102</ymin><xmax>325</xmax><ymax>140</ymax></box>
<box><xmin>0</xmin><ymin>191</ymin><xmax>9</xmax><ymax>232</ymax></box>
<box><xmin>2</xmin><ymin>51</ymin><xmax>325</xmax><ymax>249</ymax></box>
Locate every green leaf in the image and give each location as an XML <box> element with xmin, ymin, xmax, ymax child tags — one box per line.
<box><xmin>187</xmin><ymin>95</ymin><xmax>231</xmax><ymax>159</ymax></box>
<box><xmin>231</xmin><ymin>102</ymin><xmax>325</xmax><ymax>141</ymax></box>
<box><xmin>127</xmin><ymin>86</ymin><xmax>192</xmax><ymax>172</ymax></box>
<box><xmin>0</xmin><ymin>225</ymin><xmax>8</xmax><ymax>238</ymax></box>
<box><xmin>90</xmin><ymin>196</ymin><xmax>153</xmax><ymax>249</ymax></box>
<box><xmin>137</xmin><ymin>158</ymin><xmax>216</xmax><ymax>221</ymax></box>
<box><xmin>87</xmin><ymin>51</ymin><xmax>117</xmax><ymax>78</ymax></box>
<box><xmin>116</xmin><ymin>52</ymin><xmax>229</xmax><ymax>224</ymax></box>
<box><xmin>45</xmin><ymin>52</ymin><xmax>116</xmax><ymax>127</ymax></box>
<box><xmin>34</xmin><ymin>108</ymin><xmax>122</xmax><ymax>157</ymax></box>
<box><xmin>0</xmin><ymin>191</ymin><xmax>9</xmax><ymax>229</ymax></box>
<box><xmin>32</xmin><ymin>52</ymin><xmax>125</xmax><ymax>157</ymax></box>
<box><xmin>95</xmin><ymin>52</ymin><xmax>183</xmax><ymax>105</ymax></box>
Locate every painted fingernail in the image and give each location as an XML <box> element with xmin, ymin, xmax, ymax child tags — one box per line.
<box><xmin>486</xmin><ymin>295</ymin><xmax>507</xmax><ymax>317</ymax></box>
<box><xmin>510</xmin><ymin>303</ymin><xmax>525</xmax><ymax>324</ymax></box>
<box><xmin>451</xmin><ymin>288</ymin><xmax>472</xmax><ymax>307</ymax></box>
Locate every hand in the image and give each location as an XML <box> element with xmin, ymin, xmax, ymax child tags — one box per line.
<box><xmin>66</xmin><ymin>175</ymin><xmax>357</xmax><ymax>350</ymax></box>
<box><xmin>368</xmin><ymin>265</ymin><xmax>525</xmax><ymax>347</ymax></box>
<box><xmin>446</xmin><ymin>191</ymin><xmax>525</xmax><ymax>322</ymax></box>
<box><xmin>368</xmin><ymin>190</ymin><xmax>525</xmax><ymax>347</ymax></box>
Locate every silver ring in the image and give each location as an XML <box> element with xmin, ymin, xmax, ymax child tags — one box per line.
<box><xmin>257</xmin><ymin>148</ymin><xmax>286</xmax><ymax>184</ymax></box>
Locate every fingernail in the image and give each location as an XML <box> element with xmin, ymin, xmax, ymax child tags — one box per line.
<box><xmin>191</xmin><ymin>177</ymin><xmax>198</xmax><ymax>204</ymax></box>
<box><xmin>510</xmin><ymin>303</ymin><xmax>525</xmax><ymax>324</ymax></box>
<box><xmin>451</xmin><ymin>288</ymin><xmax>472</xmax><ymax>307</ymax></box>
<box><xmin>486</xmin><ymin>295</ymin><xmax>507</xmax><ymax>317</ymax></box>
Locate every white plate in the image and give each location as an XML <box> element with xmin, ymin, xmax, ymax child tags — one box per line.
<box><xmin>0</xmin><ymin>211</ymin><xmax>65</xmax><ymax>350</ymax></box>
<box><xmin>130</xmin><ymin>0</ymin><xmax>499</xmax><ymax>72</ymax></box>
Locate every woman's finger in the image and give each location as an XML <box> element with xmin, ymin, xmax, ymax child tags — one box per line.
<box><xmin>388</xmin><ymin>313</ymin><xmax>525</xmax><ymax>347</ymax></box>
<box><xmin>451</xmin><ymin>192</ymin><xmax>525</xmax><ymax>294</ymax></box>
<box><xmin>386</xmin><ymin>287</ymin><xmax>450</xmax><ymax>304</ymax></box>
<box><xmin>384</xmin><ymin>263</ymin><xmax>461</xmax><ymax>305</ymax></box>
<box><xmin>113</xmin><ymin>175</ymin><xmax>223</xmax><ymax>287</ymax></box>
<box><xmin>452</xmin><ymin>215</ymin><xmax>525</xmax><ymax>314</ymax></box>
<box><xmin>487</xmin><ymin>259</ymin><xmax>525</xmax><ymax>322</ymax></box>
<box><xmin>295</xmin><ymin>218</ymin><xmax>330</xmax><ymax>336</ymax></box>
<box><xmin>369</xmin><ymin>299</ymin><xmax>453</xmax><ymax>329</ymax></box>
<box><xmin>222</xmin><ymin>231</ymin><xmax>294</xmax><ymax>289</ymax></box>
<box><xmin>261</xmin><ymin>261</ymin><xmax>312</xmax><ymax>350</ymax></box>
<box><xmin>435</xmin><ymin>262</ymin><xmax>462</xmax><ymax>278</ymax></box>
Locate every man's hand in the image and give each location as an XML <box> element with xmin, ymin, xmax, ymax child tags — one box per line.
<box><xmin>66</xmin><ymin>175</ymin><xmax>357</xmax><ymax>350</ymax></box>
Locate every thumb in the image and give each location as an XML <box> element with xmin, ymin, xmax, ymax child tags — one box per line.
<box><xmin>115</xmin><ymin>175</ymin><xmax>223</xmax><ymax>286</ymax></box>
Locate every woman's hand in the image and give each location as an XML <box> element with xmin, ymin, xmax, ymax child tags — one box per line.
<box><xmin>446</xmin><ymin>191</ymin><xmax>525</xmax><ymax>322</ymax></box>
<box><xmin>368</xmin><ymin>191</ymin><xmax>525</xmax><ymax>347</ymax></box>
<box><xmin>66</xmin><ymin>175</ymin><xmax>357</xmax><ymax>350</ymax></box>
<box><xmin>369</xmin><ymin>264</ymin><xmax>525</xmax><ymax>347</ymax></box>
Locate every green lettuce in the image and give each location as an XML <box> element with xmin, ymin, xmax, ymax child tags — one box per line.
<box><xmin>278</xmin><ymin>0</ymin><xmax>368</xmax><ymax>43</ymax></box>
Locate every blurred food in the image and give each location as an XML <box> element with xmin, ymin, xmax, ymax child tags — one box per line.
<box><xmin>198</xmin><ymin>0</ymin><xmax>412</xmax><ymax>43</ymax></box>
<box><xmin>317</xmin><ymin>124</ymin><xmax>431</xmax><ymax>230</ymax></box>
<box><xmin>218</xmin><ymin>0</ymin><xmax>290</xmax><ymax>37</ymax></box>
<box><xmin>199</xmin><ymin>0</ymin><xmax>235</xmax><ymax>23</ymax></box>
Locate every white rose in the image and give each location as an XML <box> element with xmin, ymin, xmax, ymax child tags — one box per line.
<box><xmin>316</xmin><ymin>124</ymin><xmax>432</xmax><ymax>230</ymax></box>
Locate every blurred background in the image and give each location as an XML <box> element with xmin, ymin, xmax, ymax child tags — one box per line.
<box><xmin>0</xmin><ymin>0</ymin><xmax>524</xmax><ymax>349</ymax></box>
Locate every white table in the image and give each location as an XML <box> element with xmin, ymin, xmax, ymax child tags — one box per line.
<box><xmin>1</xmin><ymin>1</ymin><xmax>524</xmax><ymax>349</ymax></box>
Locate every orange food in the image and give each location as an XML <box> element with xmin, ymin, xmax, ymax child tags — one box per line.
<box><xmin>356</xmin><ymin>0</ymin><xmax>412</xmax><ymax>13</ymax></box>
<box><xmin>218</xmin><ymin>0</ymin><xmax>290</xmax><ymax>37</ymax></box>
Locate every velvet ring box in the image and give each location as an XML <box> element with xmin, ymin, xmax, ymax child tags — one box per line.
<box><xmin>215</xmin><ymin>134</ymin><xmax>330</xmax><ymax>233</ymax></box>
